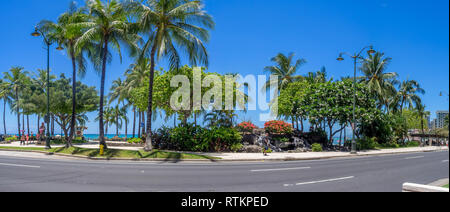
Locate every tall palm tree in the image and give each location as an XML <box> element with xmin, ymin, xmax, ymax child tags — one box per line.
<box><xmin>263</xmin><ymin>52</ymin><xmax>307</xmax><ymax>91</ymax></box>
<box><xmin>109</xmin><ymin>78</ymin><xmax>130</xmax><ymax>139</ymax></box>
<box><xmin>42</xmin><ymin>2</ymin><xmax>91</xmax><ymax>147</ymax></box>
<box><xmin>415</xmin><ymin>103</ymin><xmax>430</xmax><ymax>134</ymax></box>
<box><xmin>128</xmin><ymin>0</ymin><xmax>215</xmax><ymax>151</ymax></box>
<box><xmin>359</xmin><ymin>52</ymin><xmax>399</xmax><ymax>110</ymax></box>
<box><xmin>0</xmin><ymin>80</ymin><xmax>12</xmax><ymax>135</ymax></box>
<box><xmin>398</xmin><ymin>79</ymin><xmax>425</xmax><ymax>111</ymax></box>
<box><xmin>75</xmin><ymin>0</ymin><xmax>140</xmax><ymax>148</ymax></box>
<box><xmin>3</xmin><ymin>67</ymin><xmax>30</xmax><ymax>137</ymax></box>
<box><xmin>124</xmin><ymin>58</ymin><xmax>149</xmax><ymax>138</ymax></box>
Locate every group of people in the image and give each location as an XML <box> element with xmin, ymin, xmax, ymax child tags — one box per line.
<box><xmin>19</xmin><ymin>123</ymin><xmax>46</xmax><ymax>146</ymax></box>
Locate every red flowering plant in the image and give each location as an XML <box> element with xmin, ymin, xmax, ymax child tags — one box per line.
<box><xmin>264</xmin><ymin>120</ymin><xmax>293</xmax><ymax>135</ymax></box>
<box><xmin>236</xmin><ymin>122</ymin><xmax>258</xmax><ymax>133</ymax></box>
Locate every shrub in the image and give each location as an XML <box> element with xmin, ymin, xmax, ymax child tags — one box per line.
<box><xmin>356</xmin><ymin>137</ymin><xmax>378</xmax><ymax>150</ymax></box>
<box><xmin>202</xmin><ymin>127</ymin><xmax>243</xmax><ymax>152</ymax></box>
<box><xmin>264</xmin><ymin>121</ymin><xmax>293</xmax><ymax>135</ymax></box>
<box><xmin>127</xmin><ymin>138</ymin><xmax>143</xmax><ymax>144</ymax></box>
<box><xmin>312</xmin><ymin>143</ymin><xmax>323</xmax><ymax>152</ymax></box>
<box><xmin>230</xmin><ymin>143</ymin><xmax>244</xmax><ymax>152</ymax></box>
<box><xmin>5</xmin><ymin>136</ymin><xmax>18</xmax><ymax>142</ymax></box>
<box><xmin>262</xmin><ymin>148</ymin><xmax>273</xmax><ymax>153</ymax></box>
<box><xmin>236</xmin><ymin>122</ymin><xmax>257</xmax><ymax>133</ymax></box>
<box><xmin>404</xmin><ymin>141</ymin><xmax>420</xmax><ymax>147</ymax></box>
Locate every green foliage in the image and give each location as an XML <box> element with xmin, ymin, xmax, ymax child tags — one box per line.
<box><xmin>127</xmin><ymin>137</ymin><xmax>143</xmax><ymax>144</ymax></box>
<box><xmin>357</xmin><ymin>137</ymin><xmax>378</xmax><ymax>150</ymax></box>
<box><xmin>312</xmin><ymin>143</ymin><xmax>323</xmax><ymax>152</ymax></box>
<box><xmin>230</xmin><ymin>143</ymin><xmax>244</xmax><ymax>153</ymax></box>
<box><xmin>5</xmin><ymin>136</ymin><xmax>18</xmax><ymax>142</ymax></box>
<box><xmin>402</xmin><ymin>109</ymin><xmax>428</xmax><ymax>130</ymax></box>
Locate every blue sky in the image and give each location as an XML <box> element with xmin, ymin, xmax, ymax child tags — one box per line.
<box><xmin>0</xmin><ymin>0</ymin><xmax>448</xmax><ymax>134</ymax></box>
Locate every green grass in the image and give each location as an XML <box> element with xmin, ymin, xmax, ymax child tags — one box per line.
<box><xmin>0</xmin><ymin>146</ymin><xmax>220</xmax><ymax>160</ymax></box>
<box><xmin>444</xmin><ymin>184</ymin><xmax>449</xmax><ymax>188</ymax></box>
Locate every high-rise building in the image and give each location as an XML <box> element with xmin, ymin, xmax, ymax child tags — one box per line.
<box><xmin>435</xmin><ymin>110</ymin><xmax>449</xmax><ymax>129</ymax></box>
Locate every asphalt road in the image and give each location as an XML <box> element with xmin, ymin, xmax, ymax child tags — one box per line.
<box><xmin>0</xmin><ymin>150</ymin><xmax>448</xmax><ymax>192</ymax></box>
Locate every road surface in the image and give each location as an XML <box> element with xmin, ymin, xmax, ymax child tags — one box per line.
<box><xmin>0</xmin><ymin>150</ymin><xmax>448</xmax><ymax>192</ymax></box>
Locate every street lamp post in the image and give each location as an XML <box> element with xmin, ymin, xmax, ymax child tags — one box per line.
<box><xmin>337</xmin><ymin>46</ymin><xmax>376</xmax><ymax>154</ymax></box>
<box><xmin>31</xmin><ymin>27</ymin><xmax>62</xmax><ymax>150</ymax></box>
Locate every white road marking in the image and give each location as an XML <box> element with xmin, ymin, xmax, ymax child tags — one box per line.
<box><xmin>286</xmin><ymin>176</ymin><xmax>355</xmax><ymax>187</ymax></box>
<box><xmin>0</xmin><ymin>163</ymin><xmax>40</xmax><ymax>168</ymax></box>
<box><xmin>405</xmin><ymin>156</ymin><xmax>425</xmax><ymax>160</ymax></box>
<box><xmin>251</xmin><ymin>167</ymin><xmax>311</xmax><ymax>172</ymax></box>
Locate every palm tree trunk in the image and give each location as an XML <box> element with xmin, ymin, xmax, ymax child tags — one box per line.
<box><xmin>144</xmin><ymin>44</ymin><xmax>157</xmax><ymax>151</ymax></box>
<box><xmin>51</xmin><ymin>114</ymin><xmax>55</xmax><ymax>136</ymax></box>
<box><xmin>132</xmin><ymin>107</ymin><xmax>136</xmax><ymax>138</ymax></box>
<box><xmin>37</xmin><ymin>115</ymin><xmax>40</xmax><ymax>135</ymax></box>
<box><xmin>27</xmin><ymin>115</ymin><xmax>30</xmax><ymax>136</ymax></box>
<box><xmin>16</xmin><ymin>89</ymin><xmax>20</xmax><ymax>137</ymax></box>
<box><xmin>3</xmin><ymin>99</ymin><xmax>6</xmax><ymax>135</ymax></box>
<box><xmin>125</xmin><ymin>111</ymin><xmax>128</xmax><ymax>141</ymax></box>
<box><xmin>22</xmin><ymin>113</ymin><xmax>25</xmax><ymax>133</ymax></box>
<box><xmin>116</xmin><ymin>113</ymin><xmax>119</xmax><ymax>137</ymax></box>
<box><xmin>137</xmin><ymin>110</ymin><xmax>141</xmax><ymax>138</ymax></box>
<box><xmin>68</xmin><ymin>51</ymin><xmax>77</xmax><ymax>147</ymax></box>
<box><xmin>99</xmin><ymin>39</ymin><xmax>109</xmax><ymax>149</ymax></box>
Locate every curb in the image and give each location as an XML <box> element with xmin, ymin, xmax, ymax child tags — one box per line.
<box><xmin>0</xmin><ymin>147</ymin><xmax>447</xmax><ymax>162</ymax></box>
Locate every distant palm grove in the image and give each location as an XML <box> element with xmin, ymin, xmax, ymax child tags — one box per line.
<box><xmin>0</xmin><ymin>0</ymin><xmax>440</xmax><ymax>153</ymax></box>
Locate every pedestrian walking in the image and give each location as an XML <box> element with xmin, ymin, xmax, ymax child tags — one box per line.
<box><xmin>26</xmin><ymin>133</ymin><xmax>29</xmax><ymax>145</ymax></box>
<box><xmin>20</xmin><ymin>134</ymin><xmax>25</xmax><ymax>146</ymax></box>
<box><xmin>39</xmin><ymin>123</ymin><xmax>45</xmax><ymax>142</ymax></box>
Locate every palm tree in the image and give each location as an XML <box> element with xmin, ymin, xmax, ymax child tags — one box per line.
<box><xmin>75</xmin><ymin>0</ymin><xmax>140</xmax><ymax>148</ymax></box>
<box><xmin>415</xmin><ymin>103</ymin><xmax>430</xmax><ymax>134</ymax></box>
<box><xmin>109</xmin><ymin>78</ymin><xmax>129</xmax><ymax>139</ymax></box>
<box><xmin>124</xmin><ymin>58</ymin><xmax>149</xmax><ymax>138</ymax></box>
<box><xmin>359</xmin><ymin>52</ymin><xmax>399</xmax><ymax>110</ymax></box>
<box><xmin>42</xmin><ymin>2</ymin><xmax>91</xmax><ymax>147</ymax></box>
<box><xmin>128</xmin><ymin>0</ymin><xmax>215</xmax><ymax>151</ymax></box>
<box><xmin>398</xmin><ymin>80</ymin><xmax>425</xmax><ymax>111</ymax></box>
<box><xmin>263</xmin><ymin>52</ymin><xmax>307</xmax><ymax>91</ymax></box>
<box><xmin>3</xmin><ymin>67</ymin><xmax>30</xmax><ymax>137</ymax></box>
<box><xmin>0</xmin><ymin>80</ymin><xmax>12</xmax><ymax>135</ymax></box>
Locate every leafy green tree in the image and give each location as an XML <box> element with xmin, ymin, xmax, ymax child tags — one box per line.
<box><xmin>50</xmin><ymin>75</ymin><xmax>98</xmax><ymax>146</ymax></box>
<box><xmin>276</xmin><ymin>80</ymin><xmax>310</xmax><ymax>132</ymax></box>
<box><xmin>414</xmin><ymin>103</ymin><xmax>430</xmax><ymax>134</ymax></box>
<box><xmin>0</xmin><ymin>79</ymin><xmax>12</xmax><ymax>135</ymax></box>
<box><xmin>75</xmin><ymin>0</ymin><xmax>140</xmax><ymax>148</ymax></box>
<box><xmin>128</xmin><ymin>0</ymin><xmax>215</xmax><ymax>151</ymax></box>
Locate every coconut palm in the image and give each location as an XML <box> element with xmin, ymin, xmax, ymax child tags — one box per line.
<box><xmin>0</xmin><ymin>80</ymin><xmax>12</xmax><ymax>135</ymax></box>
<box><xmin>3</xmin><ymin>67</ymin><xmax>30</xmax><ymax>137</ymax></box>
<box><xmin>40</xmin><ymin>2</ymin><xmax>93</xmax><ymax>146</ymax></box>
<box><xmin>128</xmin><ymin>0</ymin><xmax>215</xmax><ymax>151</ymax></box>
<box><xmin>397</xmin><ymin>79</ymin><xmax>425</xmax><ymax>111</ymax></box>
<box><xmin>359</xmin><ymin>52</ymin><xmax>399</xmax><ymax>109</ymax></box>
<box><xmin>415</xmin><ymin>103</ymin><xmax>430</xmax><ymax>134</ymax></box>
<box><xmin>109</xmin><ymin>78</ymin><xmax>130</xmax><ymax>139</ymax></box>
<box><xmin>75</xmin><ymin>0</ymin><xmax>140</xmax><ymax>148</ymax></box>
<box><xmin>263</xmin><ymin>52</ymin><xmax>307</xmax><ymax>91</ymax></box>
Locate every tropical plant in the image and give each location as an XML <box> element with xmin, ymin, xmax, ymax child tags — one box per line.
<box><xmin>397</xmin><ymin>80</ymin><xmax>425</xmax><ymax>111</ymax></box>
<box><xmin>128</xmin><ymin>0</ymin><xmax>215</xmax><ymax>151</ymax></box>
<box><xmin>75</xmin><ymin>0</ymin><xmax>140</xmax><ymax>148</ymax></box>
<box><xmin>3</xmin><ymin>67</ymin><xmax>30</xmax><ymax>137</ymax></box>
<box><xmin>263</xmin><ymin>52</ymin><xmax>307</xmax><ymax>92</ymax></box>
<box><xmin>264</xmin><ymin>120</ymin><xmax>293</xmax><ymax>135</ymax></box>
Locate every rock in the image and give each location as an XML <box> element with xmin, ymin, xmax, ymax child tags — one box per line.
<box><xmin>240</xmin><ymin>145</ymin><xmax>262</xmax><ymax>153</ymax></box>
<box><xmin>242</xmin><ymin>134</ymin><xmax>258</xmax><ymax>145</ymax></box>
<box><xmin>278</xmin><ymin>142</ymin><xmax>295</xmax><ymax>150</ymax></box>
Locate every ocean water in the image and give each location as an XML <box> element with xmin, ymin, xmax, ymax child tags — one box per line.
<box><xmin>83</xmin><ymin>134</ymin><xmax>134</xmax><ymax>140</ymax></box>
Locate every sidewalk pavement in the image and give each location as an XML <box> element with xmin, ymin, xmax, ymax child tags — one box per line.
<box><xmin>0</xmin><ymin>141</ymin><xmax>447</xmax><ymax>161</ymax></box>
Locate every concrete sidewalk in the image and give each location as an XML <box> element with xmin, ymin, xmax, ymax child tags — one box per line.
<box><xmin>0</xmin><ymin>141</ymin><xmax>447</xmax><ymax>161</ymax></box>
<box><xmin>202</xmin><ymin>146</ymin><xmax>449</xmax><ymax>161</ymax></box>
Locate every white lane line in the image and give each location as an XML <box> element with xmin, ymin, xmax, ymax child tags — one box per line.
<box><xmin>442</xmin><ymin>160</ymin><xmax>449</xmax><ymax>163</ymax></box>
<box><xmin>405</xmin><ymin>156</ymin><xmax>425</xmax><ymax>160</ymax></box>
<box><xmin>0</xmin><ymin>162</ymin><xmax>40</xmax><ymax>168</ymax></box>
<box><xmin>284</xmin><ymin>176</ymin><xmax>355</xmax><ymax>187</ymax></box>
<box><xmin>251</xmin><ymin>167</ymin><xmax>311</xmax><ymax>172</ymax></box>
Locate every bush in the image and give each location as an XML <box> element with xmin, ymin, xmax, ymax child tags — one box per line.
<box><xmin>236</xmin><ymin>122</ymin><xmax>257</xmax><ymax>133</ymax></box>
<box><xmin>312</xmin><ymin>143</ymin><xmax>323</xmax><ymax>152</ymax></box>
<box><xmin>264</xmin><ymin>121</ymin><xmax>293</xmax><ymax>135</ymax></box>
<box><xmin>356</xmin><ymin>137</ymin><xmax>378</xmax><ymax>150</ymax></box>
<box><xmin>5</xmin><ymin>136</ymin><xmax>18</xmax><ymax>142</ymax></box>
<box><xmin>127</xmin><ymin>138</ymin><xmax>143</xmax><ymax>144</ymax></box>
<box><xmin>404</xmin><ymin>141</ymin><xmax>420</xmax><ymax>147</ymax></box>
<box><xmin>230</xmin><ymin>143</ymin><xmax>244</xmax><ymax>152</ymax></box>
<box><xmin>262</xmin><ymin>148</ymin><xmax>273</xmax><ymax>153</ymax></box>
<box><xmin>201</xmin><ymin>127</ymin><xmax>243</xmax><ymax>152</ymax></box>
